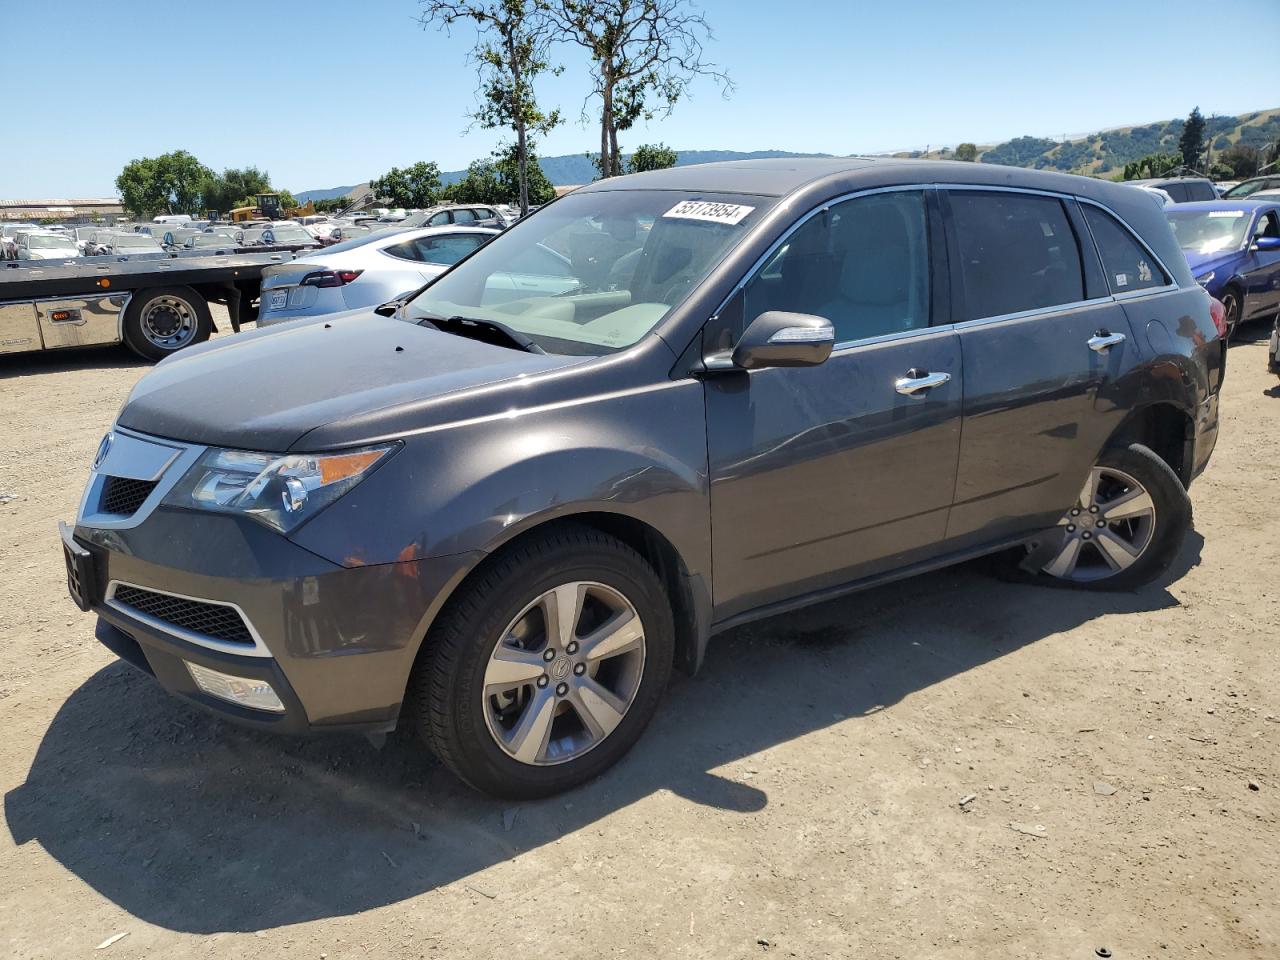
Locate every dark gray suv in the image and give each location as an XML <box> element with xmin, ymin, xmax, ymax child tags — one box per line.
<box><xmin>62</xmin><ymin>159</ymin><xmax>1223</xmax><ymax>798</ymax></box>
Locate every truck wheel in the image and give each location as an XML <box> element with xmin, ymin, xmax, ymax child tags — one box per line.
<box><xmin>122</xmin><ymin>286</ymin><xmax>212</xmax><ymax>361</ymax></box>
<box><xmin>410</xmin><ymin>524</ymin><xmax>674</xmax><ymax>799</ymax></box>
<box><xmin>1027</xmin><ymin>443</ymin><xmax>1190</xmax><ymax>591</ymax></box>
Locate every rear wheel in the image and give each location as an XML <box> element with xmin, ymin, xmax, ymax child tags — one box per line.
<box><xmin>411</xmin><ymin>524</ymin><xmax>674</xmax><ymax>799</ymax></box>
<box><xmin>1028</xmin><ymin>443</ymin><xmax>1190</xmax><ymax>591</ymax></box>
<box><xmin>121</xmin><ymin>286</ymin><xmax>212</xmax><ymax>361</ymax></box>
<box><xmin>1221</xmin><ymin>286</ymin><xmax>1242</xmax><ymax>340</ymax></box>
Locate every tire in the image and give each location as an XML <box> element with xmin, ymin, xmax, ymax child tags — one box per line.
<box><xmin>121</xmin><ymin>285</ymin><xmax>212</xmax><ymax>361</ymax></box>
<box><xmin>1023</xmin><ymin>443</ymin><xmax>1191</xmax><ymax>591</ymax></box>
<box><xmin>410</xmin><ymin>523</ymin><xmax>675</xmax><ymax>799</ymax></box>
<box><xmin>1221</xmin><ymin>286</ymin><xmax>1242</xmax><ymax>341</ymax></box>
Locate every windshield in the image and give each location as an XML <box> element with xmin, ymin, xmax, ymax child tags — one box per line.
<box><xmin>267</xmin><ymin>226</ymin><xmax>313</xmax><ymax>242</ymax></box>
<box><xmin>115</xmin><ymin>235</ymin><xmax>160</xmax><ymax>249</ymax></box>
<box><xmin>1166</xmin><ymin>209</ymin><xmax>1252</xmax><ymax>255</ymax></box>
<box><xmin>191</xmin><ymin>234</ymin><xmax>234</xmax><ymax>246</ymax></box>
<box><xmin>406</xmin><ymin>189</ymin><xmax>774</xmax><ymax>355</ymax></box>
<box><xmin>28</xmin><ymin>235</ymin><xmax>74</xmax><ymax>249</ymax></box>
<box><xmin>1222</xmin><ymin>179</ymin><xmax>1278</xmax><ymax>199</ymax></box>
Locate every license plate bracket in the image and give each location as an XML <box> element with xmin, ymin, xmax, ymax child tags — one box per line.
<box><xmin>269</xmin><ymin>289</ymin><xmax>288</xmax><ymax>310</ymax></box>
<box><xmin>59</xmin><ymin>521</ymin><xmax>95</xmax><ymax>611</ymax></box>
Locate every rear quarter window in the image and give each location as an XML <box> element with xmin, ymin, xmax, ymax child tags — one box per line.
<box><xmin>1081</xmin><ymin>206</ymin><xmax>1169</xmax><ymax>294</ymax></box>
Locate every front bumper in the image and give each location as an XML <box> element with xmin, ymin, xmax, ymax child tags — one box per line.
<box><xmin>66</xmin><ymin>509</ymin><xmax>480</xmax><ymax>734</ymax></box>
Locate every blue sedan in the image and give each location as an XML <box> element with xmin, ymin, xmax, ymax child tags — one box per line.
<box><xmin>1164</xmin><ymin>199</ymin><xmax>1280</xmax><ymax>335</ymax></box>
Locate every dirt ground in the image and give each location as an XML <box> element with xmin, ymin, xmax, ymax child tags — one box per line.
<box><xmin>1</xmin><ymin>309</ymin><xmax>1277</xmax><ymax>959</ymax></box>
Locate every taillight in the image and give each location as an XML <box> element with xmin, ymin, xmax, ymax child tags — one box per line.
<box><xmin>1208</xmin><ymin>296</ymin><xmax>1228</xmax><ymax>338</ymax></box>
<box><xmin>300</xmin><ymin>269</ymin><xmax>363</xmax><ymax>288</ymax></box>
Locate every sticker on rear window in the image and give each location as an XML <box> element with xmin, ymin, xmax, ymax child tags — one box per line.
<box><xmin>1115</xmin><ymin>273</ymin><xmax>1129</xmax><ymax>287</ymax></box>
<box><xmin>663</xmin><ymin>200</ymin><xmax>756</xmax><ymax>225</ymax></box>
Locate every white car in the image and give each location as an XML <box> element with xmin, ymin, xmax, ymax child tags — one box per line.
<box><xmin>257</xmin><ymin>225</ymin><xmax>503</xmax><ymax>326</ymax></box>
<box><xmin>1</xmin><ymin>223</ymin><xmax>39</xmax><ymax>259</ymax></box>
<box><xmin>15</xmin><ymin>232</ymin><xmax>80</xmax><ymax>260</ymax></box>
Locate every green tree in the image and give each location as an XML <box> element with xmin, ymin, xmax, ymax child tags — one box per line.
<box><xmin>447</xmin><ymin>145</ymin><xmax>556</xmax><ymax>204</ymax></box>
<box><xmin>446</xmin><ymin>159</ymin><xmax>504</xmax><ymax>204</ymax></box>
<box><xmin>954</xmin><ymin>142</ymin><xmax>978</xmax><ymax>162</ymax></box>
<box><xmin>552</xmin><ymin>0</ymin><xmax>730</xmax><ymax>178</ymax></box>
<box><xmin>116</xmin><ymin>151</ymin><xmax>213</xmax><ymax>217</ymax></box>
<box><xmin>1122</xmin><ymin>152</ymin><xmax>1182</xmax><ymax>181</ymax></box>
<box><xmin>200</xmin><ymin>166</ymin><xmax>273</xmax><ymax>215</ymax></box>
<box><xmin>1179</xmin><ymin>106</ymin><xmax>1206</xmax><ymax>171</ymax></box>
<box><xmin>420</xmin><ymin>1</ymin><xmax>561</xmax><ymax>215</ymax></box>
<box><xmin>370</xmin><ymin>161</ymin><xmax>443</xmax><ymax>207</ymax></box>
<box><xmin>628</xmin><ymin>142</ymin><xmax>678</xmax><ymax>173</ymax></box>
<box><xmin>312</xmin><ymin>197</ymin><xmax>348</xmax><ymax>213</ymax></box>
<box><xmin>1218</xmin><ymin>143</ymin><xmax>1261</xmax><ymax>179</ymax></box>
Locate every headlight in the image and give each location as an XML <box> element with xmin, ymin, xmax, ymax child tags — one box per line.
<box><xmin>163</xmin><ymin>443</ymin><xmax>398</xmax><ymax>533</ymax></box>
<box><xmin>1196</xmin><ymin>271</ymin><xmax>1215</xmax><ymax>287</ymax></box>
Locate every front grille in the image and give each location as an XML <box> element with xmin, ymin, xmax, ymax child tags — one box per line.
<box><xmin>100</xmin><ymin>476</ymin><xmax>158</xmax><ymax>515</ymax></box>
<box><xmin>111</xmin><ymin>585</ymin><xmax>255</xmax><ymax>646</ymax></box>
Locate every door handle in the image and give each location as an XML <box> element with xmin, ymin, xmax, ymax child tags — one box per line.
<box><xmin>894</xmin><ymin>370</ymin><xmax>951</xmax><ymax>396</ymax></box>
<box><xmin>1088</xmin><ymin>331</ymin><xmax>1126</xmax><ymax>352</ymax></box>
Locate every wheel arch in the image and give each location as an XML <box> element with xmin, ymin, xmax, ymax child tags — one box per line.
<box><xmin>1105</xmin><ymin>402</ymin><xmax>1195</xmax><ymax>488</ymax></box>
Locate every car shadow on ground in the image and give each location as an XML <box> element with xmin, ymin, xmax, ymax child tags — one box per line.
<box><xmin>5</xmin><ymin>534</ymin><xmax>1202</xmax><ymax>934</ymax></box>
<box><xmin>0</xmin><ymin>345</ymin><xmax>146</xmax><ymax>377</ymax></box>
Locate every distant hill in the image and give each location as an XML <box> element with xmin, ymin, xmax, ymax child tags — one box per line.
<box><xmin>292</xmin><ymin>109</ymin><xmax>1279</xmax><ymax>201</ymax></box>
<box><xmin>896</xmin><ymin>107</ymin><xmax>1280</xmax><ymax>175</ymax></box>
<box><xmin>293</xmin><ymin>149</ymin><xmax>831</xmax><ymax>202</ymax></box>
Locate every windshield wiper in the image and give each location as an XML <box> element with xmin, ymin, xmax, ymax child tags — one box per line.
<box><xmin>416</xmin><ymin>313</ymin><xmax>546</xmax><ymax>355</ymax></box>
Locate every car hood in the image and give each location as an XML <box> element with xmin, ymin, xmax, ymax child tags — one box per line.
<box><xmin>116</xmin><ymin>312</ymin><xmax>587</xmax><ymax>451</ymax></box>
<box><xmin>1183</xmin><ymin>248</ymin><xmax>1241</xmax><ymax>278</ymax></box>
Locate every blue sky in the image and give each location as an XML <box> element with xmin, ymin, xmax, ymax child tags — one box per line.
<box><xmin>4</xmin><ymin>0</ymin><xmax>1277</xmax><ymax>197</ymax></box>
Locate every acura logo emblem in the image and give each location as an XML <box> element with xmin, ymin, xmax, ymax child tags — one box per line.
<box><xmin>93</xmin><ymin>432</ymin><xmax>113</xmax><ymax>470</ymax></box>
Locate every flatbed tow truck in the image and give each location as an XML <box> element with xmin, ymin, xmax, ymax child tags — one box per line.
<box><xmin>0</xmin><ymin>245</ymin><xmax>306</xmax><ymax>361</ymax></box>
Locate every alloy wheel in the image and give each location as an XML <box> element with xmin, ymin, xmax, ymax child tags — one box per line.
<box><xmin>482</xmin><ymin>581</ymin><xmax>646</xmax><ymax>766</ymax></box>
<box><xmin>1040</xmin><ymin>465</ymin><xmax>1157</xmax><ymax>582</ymax></box>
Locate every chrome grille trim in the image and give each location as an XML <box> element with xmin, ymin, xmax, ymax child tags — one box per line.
<box><xmin>104</xmin><ymin>580</ymin><xmax>271</xmax><ymax>657</ymax></box>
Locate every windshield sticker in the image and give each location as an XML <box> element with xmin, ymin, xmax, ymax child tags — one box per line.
<box><xmin>1115</xmin><ymin>273</ymin><xmax>1129</xmax><ymax>287</ymax></box>
<box><xmin>1208</xmin><ymin>211</ymin><xmax>1245</xmax><ymax>218</ymax></box>
<box><xmin>663</xmin><ymin>200</ymin><xmax>756</xmax><ymax>225</ymax></box>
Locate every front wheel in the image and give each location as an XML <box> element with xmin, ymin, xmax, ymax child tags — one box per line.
<box><xmin>1029</xmin><ymin>443</ymin><xmax>1191</xmax><ymax>591</ymax></box>
<box><xmin>121</xmin><ymin>286</ymin><xmax>212</xmax><ymax>361</ymax></box>
<box><xmin>411</xmin><ymin>524</ymin><xmax>674</xmax><ymax>799</ymax></box>
<box><xmin>1221</xmin><ymin>287</ymin><xmax>1242</xmax><ymax>340</ymax></box>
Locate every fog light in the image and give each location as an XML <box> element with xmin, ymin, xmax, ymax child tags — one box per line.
<box><xmin>186</xmin><ymin>661</ymin><xmax>285</xmax><ymax>713</ymax></box>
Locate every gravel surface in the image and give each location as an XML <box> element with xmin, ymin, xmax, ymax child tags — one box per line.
<box><xmin>1</xmin><ymin>310</ymin><xmax>1277</xmax><ymax>959</ymax></box>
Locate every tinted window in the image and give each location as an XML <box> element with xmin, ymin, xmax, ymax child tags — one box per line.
<box><xmin>416</xmin><ymin>233</ymin><xmax>485</xmax><ymax>265</ymax></box>
<box><xmin>452</xmin><ymin>209</ymin><xmax>478</xmax><ymax>224</ymax></box>
<box><xmin>1161</xmin><ymin>183</ymin><xmax>1189</xmax><ymax>202</ymax></box>
<box><xmin>384</xmin><ymin>240</ymin><xmax>423</xmax><ymax>262</ymax></box>
<box><xmin>1184</xmin><ymin>182</ymin><xmax>1217</xmax><ymax>202</ymax></box>
<box><xmin>743</xmin><ymin>190</ymin><xmax>930</xmax><ymax>344</ymax></box>
<box><xmin>948</xmin><ymin>191</ymin><xmax>1084</xmax><ymax>321</ymax></box>
<box><xmin>1255</xmin><ymin>211</ymin><xmax>1280</xmax><ymax>239</ymax></box>
<box><xmin>1082</xmin><ymin>206</ymin><xmax>1169</xmax><ymax>293</ymax></box>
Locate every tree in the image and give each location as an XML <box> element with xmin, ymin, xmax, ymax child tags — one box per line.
<box><xmin>115</xmin><ymin>151</ymin><xmax>212</xmax><ymax>217</ymax></box>
<box><xmin>445</xmin><ymin>144</ymin><xmax>557</xmax><ymax>204</ymax></box>
<box><xmin>1122</xmin><ymin>152</ymin><xmax>1181</xmax><ymax>181</ymax></box>
<box><xmin>954</xmin><ymin>142</ymin><xmax>978</xmax><ymax>162</ymax></box>
<box><xmin>420</xmin><ymin>1</ymin><xmax>561</xmax><ymax>215</ymax></box>
<box><xmin>1179</xmin><ymin>106</ymin><xmax>1206</xmax><ymax>171</ymax></box>
<box><xmin>628</xmin><ymin>142</ymin><xmax>677</xmax><ymax>173</ymax></box>
<box><xmin>200</xmin><ymin>166</ymin><xmax>272</xmax><ymax>215</ymax></box>
<box><xmin>1218</xmin><ymin>143</ymin><xmax>1261</xmax><ymax>179</ymax></box>
<box><xmin>312</xmin><ymin>197</ymin><xmax>349</xmax><ymax>213</ymax></box>
<box><xmin>552</xmin><ymin>0</ymin><xmax>730</xmax><ymax>178</ymax></box>
<box><xmin>370</xmin><ymin>161</ymin><xmax>444</xmax><ymax>207</ymax></box>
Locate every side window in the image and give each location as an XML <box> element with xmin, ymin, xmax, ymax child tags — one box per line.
<box><xmin>1186</xmin><ymin>182</ymin><xmax>1217</xmax><ymax>202</ymax></box>
<box><xmin>428</xmin><ymin>212</ymin><xmax>450</xmax><ymax>226</ymax></box>
<box><xmin>1254</xmin><ymin>211</ymin><xmax>1280</xmax><ymax>240</ymax></box>
<box><xmin>1082</xmin><ymin>205</ymin><xmax>1169</xmax><ymax>293</ymax></box>
<box><xmin>452</xmin><ymin>208</ymin><xmax>478</xmax><ymax>224</ymax></box>
<box><xmin>415</xmin><ymin>233</ymin><xmax>484</xmax><ymax>265</ymax></box>
<box><xmin>1162</xmin><ymin>183</ymin><xmax>1188</xmax><ymax>203</ymax></box>
<box><xmin>383</xmin><ymin>240</ymin><xmax>423</xmax><ymax>262</ymax></box>
<box><xmin>947</xmin><ymin>191</ymin><xmax>1084</xmax><ymax>321</ymax></box>
<box><xmin>742</xmin><ymin>190</ymin><xmax>931</xmax><ymax>344</ymax></box>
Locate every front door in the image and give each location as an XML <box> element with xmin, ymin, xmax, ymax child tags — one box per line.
<box><xmin>1242</xmin><ymin>209</ymin><xmax>1280</xmax><ymax>319</ymax></box>
<box><xmin>705</xmin><ymin>189</ymin><xmax>963</xmax><ymax>621</ymax></box>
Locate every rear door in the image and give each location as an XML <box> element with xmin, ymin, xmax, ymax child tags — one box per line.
<box><xmin>705</xmin><ymin>188</ymin><xmax>963</xmax><ymax>620</ymax></box>
<box><xmin>942</xmin><ymin>188</ymin><xmax>1143</xmax><ymax>547</ymax></box>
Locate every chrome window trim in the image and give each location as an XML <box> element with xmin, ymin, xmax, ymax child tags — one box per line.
<box><xmin>712</xmin><ymin>181</ymin><xmax>1192</xmax><ymax>356</ymax></box>
<box><xmin>104</xmin><ymin>580</ymin><xmax>271</xmax><ymax>658</ymax></box>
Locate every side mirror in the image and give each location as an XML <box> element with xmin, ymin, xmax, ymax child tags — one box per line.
<box><xmin>1252</xmin><ymin>236</ymin><xmax>1280</xmax><ymax>252</ymax></box>
<box><xmin>730</xmin><ymin>311</ymin><xmax>835</xmax><ymax>370</ymax></box>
